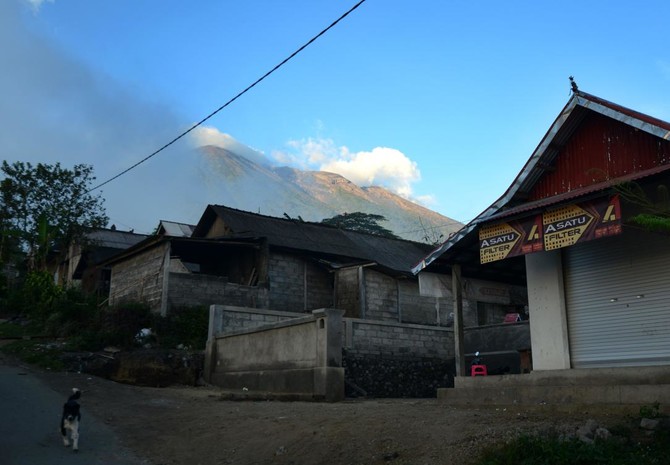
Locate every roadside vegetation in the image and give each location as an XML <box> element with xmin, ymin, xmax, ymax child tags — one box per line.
<box><xmin>476</xmin><ymin>428</ymin><xmax>670</xmax><ymax>465</ymax></box>
<box><xmin>0</xmin><ymin>270</ymin><xmax>208</xmax><ymax>370</ymax></box>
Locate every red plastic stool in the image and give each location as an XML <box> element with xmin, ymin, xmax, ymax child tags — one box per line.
<box><xmin>471</xmin><ymin>365</ymin><xmax>488</xmax><ymax>377</ymax></box>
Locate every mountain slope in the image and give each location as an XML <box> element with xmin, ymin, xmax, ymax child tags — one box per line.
<box><xmin>197</xmin><ymin>145</ymin><xmax>461</xmax><ymax>243</ymax></box>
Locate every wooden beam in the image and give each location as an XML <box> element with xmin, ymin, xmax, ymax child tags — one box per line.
<box><xmin>452</xmin><ymin>264</ymin><xmax>466</xmax><ymax>377</ymax></box>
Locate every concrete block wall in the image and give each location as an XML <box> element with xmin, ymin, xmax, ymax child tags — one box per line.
<box><xmin>206</xmin><ymin>308</ymin><xmax>345</xmax><ymax>401</ymax></box>
<box><xmin>168</xmin><ymin>273</ymin><xmax>269</xmax><ymax>310</ymax></box>
<box><xmin>209</xmin><ymin>305</ymin><xmax>306</xmax><ymax>336</ymax></box>
<box><xmin>464</xmin><ymin>321</ymin><xmax>531</xmax><ymax>375</ymax></box>
<box><xmin>109</xmin><ymin>242</ymin><xmax>167</xmax><ymax>312</ymax></box>
<box><xmin>335</xmin><ymin>268</ymin><xmax>359</xmax><ymax>318</ymax></box>
<box><xmin>344</xmin><ymin>318</ymin><xmax>453</xmax><ymax>360</ymax></box>
<box><xmin>363</xmin><ymin>270</ymin><xmax>399</xmax><ymax>321</ymax></box>
<box><xmin>207</xmin><ymin>305</ymin><xmax>457</xmax><ymax>399</ymax></box>
<box><xmin>268</xmin><ymin>252</ymin><xmax>333</xmax><ymax>312</ymax></box>
<box><xmin>268</xmin><ymin>252</ymin><xmax>304</xmax><ymax>311</ymax></box>
<box><xmin>398</xmin><ymin>279</ymin><xmax>453</xmax><ymax>326</ymax></box>
<box><xmin>305</xmin><ymin>260</ymin><xmax>334</xmax><ymax>310</ymax></box>
<box><xmin>342</xmin><ymin>315</ymin><xmax>455</xmax><ymax>398</ymax></box>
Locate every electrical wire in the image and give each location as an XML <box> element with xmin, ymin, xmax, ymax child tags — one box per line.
<box><xmin>87</xmin><ymin>0</ymin><xmax>368</xmax><ymax>193</ymax></box>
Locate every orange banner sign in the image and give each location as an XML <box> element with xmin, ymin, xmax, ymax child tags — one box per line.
<box><xmin>480</xmin><ymin>195</ymin><xmax>621</xmax><ymax>264</ymax></box>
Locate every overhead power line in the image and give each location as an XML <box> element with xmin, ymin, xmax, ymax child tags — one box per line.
<box><xmin>88</xmin><ymin>0</ymin><xmax>368</xmax><ymax>193</ymax></box>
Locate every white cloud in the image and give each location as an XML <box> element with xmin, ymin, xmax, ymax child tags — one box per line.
<box><xmin>277</xmin><ymin>137</ymin><xmax>422</xmax><ymax>199</ymax></box>
<box><xmin>25</xmin><ymin>0</ymin><xmax>53</xmax><ymax>13</ymax></box>
<box><xmin>191</xmin><ymin>126</ymin><xmax>270</xmax><ymax>166</ymax></box>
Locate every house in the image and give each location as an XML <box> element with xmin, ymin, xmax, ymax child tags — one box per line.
<box><xmin>413</xmin><ymin>88</ymin><xmax>670</xmax><ymax>404</ymax></box>
<box><xmin>106</xmin><ymin>205</ymin><xmax>531</xmax><ymax>398</ymax></box>
<box><xmin>53</xmin><ymin>227</ymin><xmax>148</xmax><ymax>296</ymax></box>
<box><xmin>107</xmin><ymin>205</ymin><xmax>443</xmax><ymax>319</ymax></box>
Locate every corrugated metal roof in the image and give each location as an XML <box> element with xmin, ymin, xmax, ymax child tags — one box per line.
<box><xmin>487</xmin><ymin>163</ymin><xmax>670</xmax><ymax>222</ymax></box>
<box><xmin>477</xmin><ymin>91</ymin><xmax>670</xmax><ymax>223</ymax></box>
<box><xmin>87</xmin><ymin>229</ymin><xmax>148</xmax><ymax>249</ymax></box>
<box><xmin>199</xmin><ymin>205</ymin><xmax>433</xmax><ymax>275</ymax></box>
<box><xmin>158</xmin><ymin>220</ymin><xmax>195</xmax><ymax>237</ymax></box>
<box><xmin>412</xmin><ymin>90</ymin><xmax>670</xmax><ymax>274</ymax></box>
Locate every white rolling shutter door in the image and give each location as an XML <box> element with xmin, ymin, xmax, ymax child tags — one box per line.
<box><xmin>564</xmin><ymin>228</ymin><xmax>670</xmax><ymax>368</ymax></box>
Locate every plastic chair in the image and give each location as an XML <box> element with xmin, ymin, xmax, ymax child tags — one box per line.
<box><xmin>471</xmin><ymin>364</ymin><xmax>488</xmax><ymax>377</ymax></box>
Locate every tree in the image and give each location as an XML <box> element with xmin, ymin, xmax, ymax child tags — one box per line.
<box><xmin>616</xmin><ymin>181</ymin><xmax>670</xmax><ymax>233</ymax></box>
<box><xmin>321</xmin><ymin>212</ymin><xmax>400</xmax><ymax>239</ymax></box>
<box><xmin>0</xmin><ymin>161</ymin><xmax>108</xmax><ymax>270</ymax></box>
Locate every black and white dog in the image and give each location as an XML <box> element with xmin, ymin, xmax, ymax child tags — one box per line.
<box><xmin>60</xmin><ymin>388</ymin><xmax>81</xmax><ymax>452</ymax></box>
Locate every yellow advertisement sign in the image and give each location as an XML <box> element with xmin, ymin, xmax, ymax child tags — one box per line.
<box><xmin>543</xmin><ymin>204</ymin><xmax>594</xmax><ymax>251</ymax></box>
<box><xmin>478</xmin><ymin>195</ymin><xmax>622</xmax><ymax>264</ymax></box>
<box><xmin>479</xmin><ymin>223</ymin><xmax>521</xmax><ymax>263</ymax></box>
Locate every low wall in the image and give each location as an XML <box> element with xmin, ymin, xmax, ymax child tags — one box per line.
<box><xmin>204</xmin><ymin>306</ymin><xmax>535</xmax><ymax>398</ymax></box>
<box><xmin>464</xmin><ymin>321</ymin><xmax>531</xmax><ymax>374</ymax></box>
<box><xmin>205</xmin><ymin>305</ymin><xmax>458</xmax><ymax>399</ymax></box>
<box><xmin>343</xmin><ymin>318</ymin><xmax>454</xmax><ymax>397</ymax></box>
<box><xmin>205</xmin><ymin>307</ymin><xmax>344</xmax><ymax>401</ymax></box>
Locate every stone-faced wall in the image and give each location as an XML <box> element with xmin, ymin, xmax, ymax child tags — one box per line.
<box><xmin>109</xmin><ymin>242</ymin><xmax>168</xmax><ymax>313</ymax></box>
<box><xmin>343</xmin><ymin>352</ymin><xmax>454</xmax><ymax>398</ymax></box>
<box><xmin>342</xmin><ymin>316</ymin><xmax>455</xmax><ymax>398</ymax></box>
<box><xmin>268</xmin><ymin>251</ymin><xmax>333</xmax><ymax>313</ymax></box>
<box><xmin>168</xmin><ymin>273</ymin><xmax>270</xmax><ymax>310</ymax></box>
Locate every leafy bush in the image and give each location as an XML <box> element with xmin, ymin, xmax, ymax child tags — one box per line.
<box><xmin>477</xmin><ymin>429</ymin><xmax>670</xmax><ymax>465</ymax></box>
<box><xmin>640</xmin><ymin>402</ymin><xmax>662</xmax><ymax>419</ymax></box>
<box><xmin>21</xmin><ymin>271</ymin><xmax>63</xmax><ymax>322</ymax></box>
<box><xmin>150</xmin><ymin>306</ymin><xmax>208</xmax><ymax>350</ymax></box>
<box><xmin>98</xmin><ymin>302</ymin><xmax>152</xmax><ymax>349</ymax></box>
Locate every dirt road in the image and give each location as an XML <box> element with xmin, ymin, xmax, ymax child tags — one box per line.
<box><xmin>2</xmin><ymin>353</ymin><xmax>632</xmax><ymax>465</ymax></box>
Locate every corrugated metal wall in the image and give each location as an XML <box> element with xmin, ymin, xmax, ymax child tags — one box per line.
<box><xmin>531</xmin><ymin>113</ymin><xmax>670</xmax><ymax>200</ymax></box>
<box><xmin>564</xmin><ymin>228</ymin><xmax>670</xmax><ymax>368</ymax></box>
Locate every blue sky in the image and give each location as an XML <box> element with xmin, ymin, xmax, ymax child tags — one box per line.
<box><xmin>3</xmin><ymin>0</ymin><xmax>670</xmax><ymax>234</ymax></box>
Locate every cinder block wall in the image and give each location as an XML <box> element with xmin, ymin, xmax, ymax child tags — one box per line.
<box><xmin>345</xmin><ymin>318</ymin><xmax>453</xmax><ymax>359</ymax></box>
<box><xmin>268</xmin><ymin>252</ymin><xmax>333</xmax><ymax>312</ymax></box>
<box><xmin>109</xmin><ymin>242</ymin><xmax>167</xmax><ymax>312</ymax></box>
<box><xmin>207</xmin><ymin>305</ymin><xmax>456</xmax><ymax>399</ymax></box>
<box><xmin>335</xmin><ymin>268</ymin><xmax>359</xmax><ymax>317</ymax></box>
<box><xmin>363</xmin><ymin>270</ymin><xmax>399</xmax><ymax>321</ymax></box>
<box><xmin>169</xmin><ymin>273</ymin><xmax>269</xmax><ymax>309</ymax></box>
<box><xmin>342</xmin><ymin>319</ymin><xmax>454</xmax><ymax>398</ymax></box>
<box><xmin>398</xmin><ymin>279</ymin><xmax>453</xmax><ymax>326</ymax></box>
<box><xmin>208</xmin><ymin>308</ymin><xmax>345</xmax><ymax>401</ymax></box>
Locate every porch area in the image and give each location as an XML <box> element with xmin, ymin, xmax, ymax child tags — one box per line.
<box><xmin>438</xmin><ymin>366</ymin><xmax>670</xmax><ymax>408</ymax></box>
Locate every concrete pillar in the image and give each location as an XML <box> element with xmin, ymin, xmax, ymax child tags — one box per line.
<box><xmin>358</xmin><ymin>266</ymin><xmax>366</xmax><ymax>318</ymax></box>
<box><xmin>313</xmin><ymin>308</ymin><xmax>344</xmax><ymax>367</ymax></box>
<box><xmin>203</xmin><ymin>305</ymin><xmax>224</xmax><ymax>383</ymax></box>
<box><xmin>452</xmin><ymin>264</ymin><xmax>466</xmax><ymax>377</ymax></box>
<box><xmin>312</xmin><ymin>308</ymin><xmax>345</xmax><ymax>401</ymax></box>
<box><xmin>526</xmin><ymin>250</ymin><xmax>571</xmax><ymax>370</ymax></box>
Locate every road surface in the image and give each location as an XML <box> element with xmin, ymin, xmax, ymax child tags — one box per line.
<box><xmin>0</xmin><ymin>357</ymin><xmax>149</xmax><ymax>465</ymax></box>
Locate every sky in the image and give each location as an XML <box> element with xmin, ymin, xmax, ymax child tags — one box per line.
<box><xmin>3</xmin><ymin>0</ymin><xmax>670</xmax><ymax>235</ymax></box>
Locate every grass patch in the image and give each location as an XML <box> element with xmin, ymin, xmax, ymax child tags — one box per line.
<box><xmin>476</xmin><ymin>429</ymin><xmax>670</xmax><ymax>465</ymax></box>
<box><xmin>1</xmin><ymin>339</ymin><xmax>65</xmax><ymax>371</ymax></box>
<box><xmin>0</xmin><ymin>319</ymin><xmax>43</xmax><ymax>338</ymax></box>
